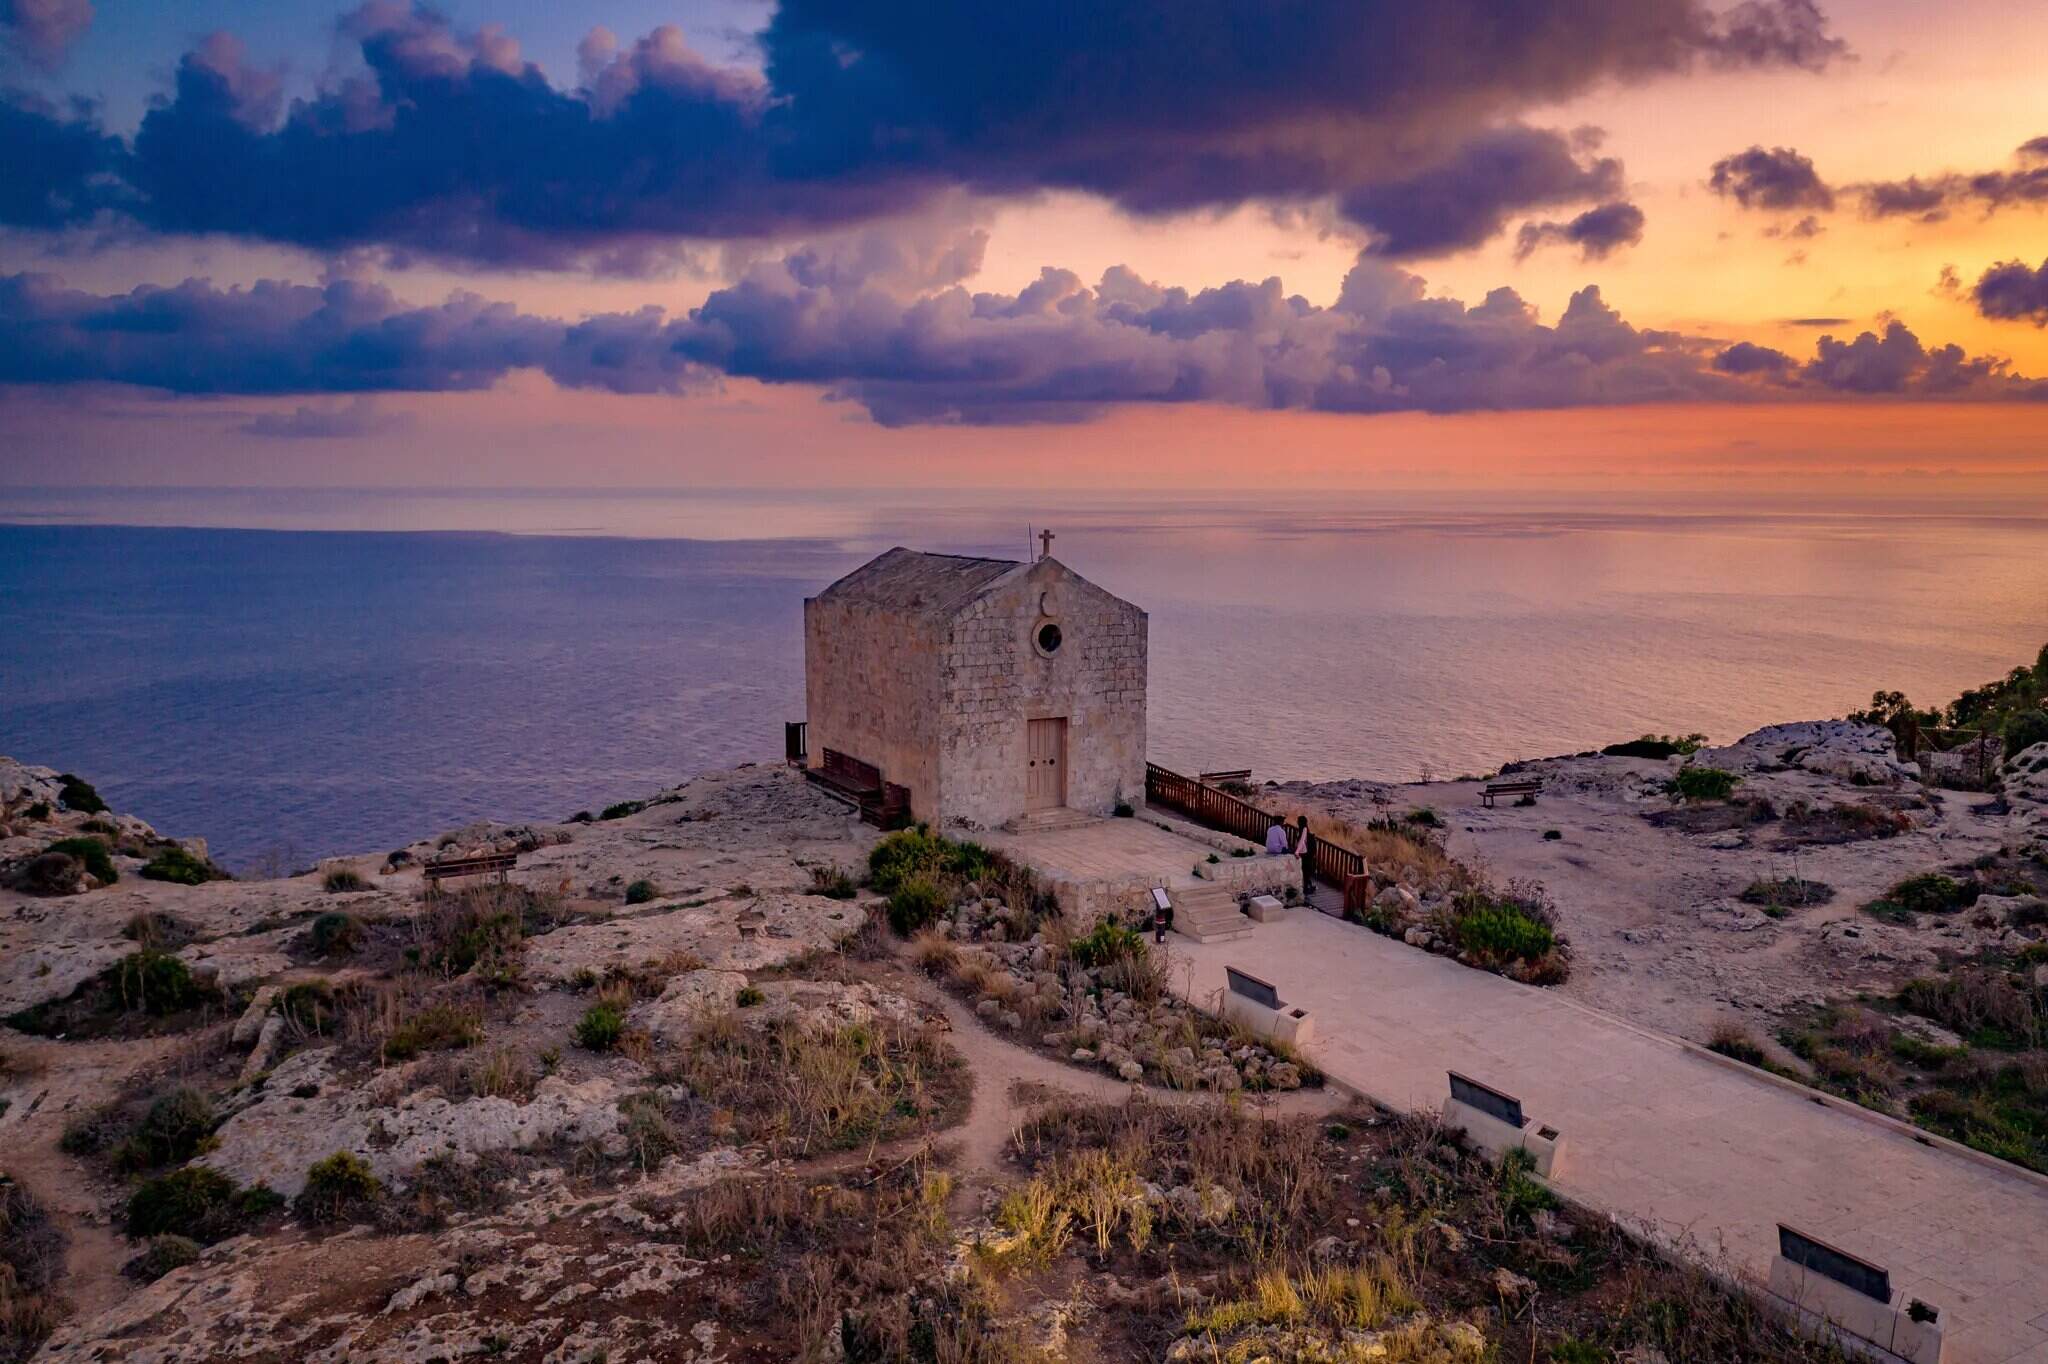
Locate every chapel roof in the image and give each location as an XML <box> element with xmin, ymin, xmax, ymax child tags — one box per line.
<box><xmin>810</xmin><ymin>546</ymin><xmax>1026</xmax><ymax>618</ymax></box>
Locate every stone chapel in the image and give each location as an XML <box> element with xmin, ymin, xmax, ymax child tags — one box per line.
<box><xmin>801</xmin><ymin>543</ymin><xmax>1147</xmax><ymax>830</ymax></box>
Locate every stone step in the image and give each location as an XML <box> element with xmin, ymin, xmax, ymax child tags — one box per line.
<box><xmin>1008</xmin><ymin>808</ymin><xmax>1098</xmax><ymax>834</ymax></box>
<box><xmin>1171</xmin><ymin>886</ymin><xmax>1254</xmax><ymax>943</ymax></box>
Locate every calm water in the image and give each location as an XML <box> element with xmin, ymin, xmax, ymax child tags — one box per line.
<box><xmin>4</xmin><ymin>487</ymin><xmax>2046</xmax><ymax>869</ymax></box>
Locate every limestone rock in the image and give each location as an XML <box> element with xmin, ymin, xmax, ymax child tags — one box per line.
<box><xmin>1689</xmin><ymin>720</ymin><xmax>1916</xmax><ymax>786</ymax></box>
<box><xmin>202</xmin><ymin>1047</ymin><xmax>626</xmax><ymax>1197</ymax></box>
<box><xmin>631</xmin><ymin>968</ymin><xmax>749</xmax><ymax>1043</ymax></box>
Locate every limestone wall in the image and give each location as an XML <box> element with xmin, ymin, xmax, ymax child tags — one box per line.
<box><xmin>938</xmin><ymin>558</ymin><xmax>1147</xmax><ymax>828</ymax></box>
<box><xmin>802</xmin><ymin>596</ymin><xmax>943</xmax><ymax>818</ymax></box>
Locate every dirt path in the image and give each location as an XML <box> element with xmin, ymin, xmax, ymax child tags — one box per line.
<box><xmin>868</xmin><ymin>960</ymin><xmax>1347</xmax><ymax>1219</ymax></box>
<box><xmin>0</xmin><ymin>1033</ymin><xmax>189</xmax><ymax>1321</ymax></box>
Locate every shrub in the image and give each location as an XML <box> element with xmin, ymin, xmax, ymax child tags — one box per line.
<box><xmin>113</xmin><ymin>1088</ymin><xmax>217</xmax><ymax>1171</ymax></box>
<box><xmin>869</xmin><ymin>827</ymin><xmax>948</xmax><ymax>896</ymax></box>
<box><xmin>280</xmin><ymin>980</ymin><xmax>339</xmax><ymax>1034</ymax></box>
<box><xmin>125</xmin><ymin>1234</ymin><xmax>202</xmax><ymax>1282</ymax></box>
<box><xmin>1739</xmin><ymin>877</ymin><xmax>1832</xmax><ymax>909</ymax></box>
<box><xmin>126</xmin><ymin>1167</ymin><xmax>250</xmax><ymax>1241</ymax></box>
<box><xmin>47</xmin><ymin>836</ymin><xmax>116</xmax><ymax>884</ymax></box>
<box><xmin>1668</xmin><ymin>766</ymin><xmax>1739</xmax><ymax>802</ymax></box>
<box><xmin>297</xmin><ymin>1152</ymin><xmax>383</xmax><ymax>1223</ymax></box>
<box><xmin>1899</xmin><ymin>969</ymin><xmax>2039</xmax><ymax>1048</ymax></box>
<box><xmin>1708</xmin><ymin>1025</ymin><xmax>1767</xmax><ymax>1067</ymax></box>
<box><xmin>140</xmin><ymin>846</ymin><xmax>213</xmax><ymax>886</ymax></box>
<box><xmin>1440</xmin><ymin>890</ymin><xmax>1557</xmax><ymax>966</ymax></box>
<box><xmin>599</xmin><ymin>800</ymin><xmax>644</xmax><ymax>821</ymax></box>
<box><xmin>1</xmin><ymin>1177</ymin><xmax>63</xmax><ymax>1358</ymax></box>
<box><xmin>1602</xmin><ymin>733</ymin><xmax>1707</xmax><ymax>759</ymax></box>
<box><xmin>57</xmin><ymin>774</ymin><xmax>107</xmax><ymax>814</ymax></box>
<box><xmin>307</xmin><ymin>911</ymin><xmax>364</xmax><ymax>957</ymax></box>
<box><xmin>120</xmin><ymin>911</ymin><xmax>192</xmax><ymax>948</ymax></box>
<box><xmin>1542</xmin><ymin>829</ymin><xmax>1562</xmax><ymax>841</ymax></box>
<box><xmin>623</xmin><ymin>878</ymin><xmax>660</xmax><ymax>905</ymax></box>
<box><xmin>2002</xmin><ymin>708</ymin><xmax>2048</xmax><ymax>761</ymax></box>
<box><xmin>320</xmin><ymin>866</ymin><xmax>368</xmax><ymax>893</ymax></box>
<box><xmin>736</xmin><ymin>986</ymin><xmax>764</xmax><ymax>1008</ymax></box>
<box><xmin>109</xmin><ymin>950</ymin><xmax>210</xmax><ymax>1015</ymax></box>
<box><xmin>1113</xmin><ymin>801</ymin><xmax>1135</xmax><ymax>818</ymax></box>
<box><xmin>1884</xmin><ymin>873</ymin><xmax>1976</xmax><ymax>916</ymax></box>
<box><xmin>886</xmin><ymin>874</ymin><xmax>947</xmax><ymax>936</ymax></box>
<box><xmin>1068</xmin><ymin>920</ymin><xmax>1145</xmax><ymax>968</ymax></box>
<box><xmin>23</xmin><ymin>801</ymin><xmax>49</xmax><ymax>821</ymax></box>
<box><xmin>805</xmin><ymin>864</ymin><xmax>857</xmax><ymax>899</ymax></box>
<box><xmin>574</xmin><ymin>1001</ymin><xmax>627</xmax><ymax>1051</ymax></box>
<box><xmin>384</xmin><ymin>1003</ymin><xmax>483</xmax><ymax>1060</ymax></box>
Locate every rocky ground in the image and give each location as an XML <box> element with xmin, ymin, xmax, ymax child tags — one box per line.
<box><xmin>1278</xmin><ymin>721</ymin><xmax>2047</xmax><ymax>1045</ymax></box>
<box><xmin>1</xmin><ymin>730</ymin><xmax>2040</xmax><ymax>1362</ymax></box>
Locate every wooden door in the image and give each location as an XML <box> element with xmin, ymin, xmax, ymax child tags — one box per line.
<box><xmin>1026</xmin><ymin>717</ymin><xmax>1067</xmax><ymax>811</ymax></box>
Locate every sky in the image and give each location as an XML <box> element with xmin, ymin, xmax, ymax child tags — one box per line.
<box><xmin>1</xmin><ymin>0</ymin><xmax>2045</xmax><ymax>494</ymax></box>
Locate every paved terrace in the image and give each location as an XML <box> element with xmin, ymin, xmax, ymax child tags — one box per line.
<box><xmin>1162</xmin><ymin>910</ymin><xmax>2048</xmax><ymax>1364</ymax></box>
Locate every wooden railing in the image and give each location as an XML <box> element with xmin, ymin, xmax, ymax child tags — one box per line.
<box><xmin>1146</xmin><ymin>762</ymin><xmax>1366</xmax><ymax>890</ymax></box>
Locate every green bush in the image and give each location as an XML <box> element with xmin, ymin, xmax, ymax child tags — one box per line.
<box><xmin>1443</xmin><ymin>893</ymin><xmax>1556</xmax><ymax>965</ymax></box>
<box><xmin>573</xmin><ymin>1001</ymin><xmax>626</xmax><ymax>1051</ymax></box>
<box><xmin>868</xmin><ymin>826</ymin><xmax>999</xmax><ymax>895</ymax></box>
<box><xmin>1602</xmin><ymin>732</ymin><xmax>1707</xmax><ymax>759</ymax></box>
<box><xmin>885</xmin><ymin>874</ymin><xmax>947</xmax><ymax>936</ymax></box>
<box><xmin>24</xmin><ymin>800</ymin><xmax>49</xmax><ymax>820</ymax></box>
<box><xmin>2002</xmin><ymin>708</ymin><xmax>2048</xmax><ymax>760</ymax></box>
<box><xmin>127</xmin><ymin>1234</ymin><xmax>203</xmax><ymax>1282</ymax></box>
<box><xmin>125</xmin><ymin>1167</ymin><xmax>243</xmax><ymax>1241</ymax></box>
<box><xmin>384</xmin><ymin>1004</ymin><xmax>482</xmax><ymax>1060</ymax></box>
<box><xmin>736</xmin><ymin>985</ymin><xmax>765</xmax><ymax>1007</ymax></box>
<box><xmin>307</xmin><ymin>911</ymin><xmax>364</xmax><ymax>957</ymax></box>
<box><xmin>320</xmin><ymin>867</ymin><xmax>368</xmax><ymax>893</ymax></box>
<box><xmin>1113</xmin><ymin>801</ymin><xmax>1135</xmax><ymax>818</ymax></box>
<box><xmin>280</xmin><ymin>980</ymin><xmax>338</xmax><ymax>1034</ymax></box>
<box><xmin>599</xmin><ymin>800</ymin><xmax>644</xmax><ymax>821</ymax></box>
<box><xmin>57</xmin><ymin>773</ymin><xmax>107</xmax><ymax>814</ymax></box>
<box><xmin>1068</xmin><ymin>920</ymin><xmax>1145</xmax><ymax>968</ymax></box>
<box><xmin>113</xmin><ymin>1088</ymin><xmax>217</xmax><ymax>1171</ymax></box>
<box><xmin>109</xmin><ymin>950</ymin><xmax>211</xmax><ymax>1015</ymax></box>
<box><xmin>623</xmin><ymin>878</ymin><xmax>660</xmax><ymax>905</ymax></box>
<box><xmin>142</xmin><ymin>847</ymin><xmax>213</xmax><ymax>886</ymax></box>
<box><xmin>47</xmin><ymin>836</ymin><xmax>117</xmax><ymax>885</ymax></box>
<box><xmin>805</xmin><ymin>864</ymin><xmax>858</xmax><ymax>899</ymax></box>
<box><xmin>1886</xmin><ymin>873</ymin><xmax>1975</xmax><ymax>916</ymax></box>
<box><xmin>1668</xmin><ymin>766</ymin><xmax>1739</xmax><ymax>802</ymax></box>
<box><xmin>298</xmin><ymin>1152</ymin><xmax>383</xmax><ymax>1223</ymax></box>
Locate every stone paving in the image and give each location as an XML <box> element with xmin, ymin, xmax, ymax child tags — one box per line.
<box><xmin>1161</xmin><ymin>910</ymin><xmax>2048</xmax><ymax>1364</ymax></box>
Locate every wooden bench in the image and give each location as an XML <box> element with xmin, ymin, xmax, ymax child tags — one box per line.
<box><xmin>1200</xmin><ymin>768</ymin><xmax>1253</xmax><ymax>788</ymax></box>
<box><xmin>1481</xmin><ymin>779</ymin><xmax>1544</xmax><ymax>808</ymax></box>
<box><xmin>803</xmin><ymin>748</ymin><xmax>910</xmax><ymax>828</ymax></box>
<box><xmin>422</xmin><ymin>850</ymin><xmax>517</xmax><ymax>894</ymax></box>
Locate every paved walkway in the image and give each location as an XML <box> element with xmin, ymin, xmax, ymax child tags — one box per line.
<box><xmin>1164</xmin><ymin>910</ymin><xmax>2048</xmax><ymax>1364</ymax></box>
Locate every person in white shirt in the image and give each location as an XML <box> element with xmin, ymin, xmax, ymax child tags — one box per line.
<box><xmin>1264</xmin><ymin>822</ymin><xmax>1289</xmax><ymax>856</ymax></box>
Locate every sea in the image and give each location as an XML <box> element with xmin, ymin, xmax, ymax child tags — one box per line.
<box><xmin>4</xmin><ymin>485</ymin><xmax>2046</xmax><ymax>871</ymax></box>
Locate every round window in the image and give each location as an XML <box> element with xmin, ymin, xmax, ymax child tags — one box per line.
<box><xmin>1035</xmin><ymin>622</ymin><xmax>1063</xmax><ymax>655</ymax></box>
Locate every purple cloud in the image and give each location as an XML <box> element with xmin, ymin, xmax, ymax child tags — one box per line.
<box><xmin>0</xmin><ymin>91</ymin><xmax>125</xmax><ymax>228</ymax></box>
<box><xmin>1514</xmin><ymin>201</ymin><xmax>1647</xmax><ymax>261</ymax></box>
<box><xmin>7</xmin><ymin>248</ymin><xmax>2031</xmax><ymax>423</ymax></box>
<box><xmin>1972</xmin><ymin>258</ymin><xmax>2048</xmax><ymax>326</ymax></box>
<box><xmin>1708</xmin><ymin>145</ymin><xmax>1835</xmax><ymax>211</ymax></box>
<box><xmin>240</xmin><ymin>397</ymin><xmax>413</xmax><ymax>439</ymax></box>
<box><xmin>0</xmin><ymin>0</ymin><xmax>92</xmax><ymax>70</ymax></box>
<box><xmin>11</xmin><ymin>0</ymin><xmax>1847</xmax><ymax>267</ymax></box>
<box><xmin>1860</xmin><ymin>138</ymin><xmax>2048</xmax><ymax>221</ymax></box>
